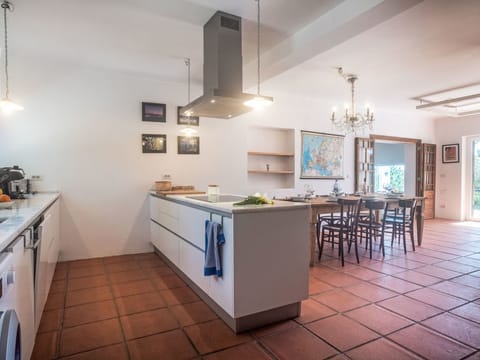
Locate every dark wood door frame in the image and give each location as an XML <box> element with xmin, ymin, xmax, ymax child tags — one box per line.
<box><xmin>369</xmin><ymin>134</ymin><xmax>422</xmax><ymax>196</ymax></box>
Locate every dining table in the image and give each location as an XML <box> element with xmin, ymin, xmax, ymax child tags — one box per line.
<box><xmin>306</xmin><ymin>195</ymin><xmax>425</xmax><ymax>266</ymax></box>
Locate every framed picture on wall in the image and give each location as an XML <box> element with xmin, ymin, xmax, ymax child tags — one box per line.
<box><xmin>177</xmin><ymin>106</ymin><xmax>199</xmax><ymax>126</ymax></box>
<box><xmin>178</xmin><ymin>136</ymin><xmax>200</xmax><ymax>154</ymax></box>
<box><xmin>142</xmin><ymin>102</ymin><xmax>166</xmax><ymax>122</ymax></box>
<box><xmin>442</xmin><ymin>143</ymin><xmax>459</xmax><ymax>163</ymax></box>
<box><xmin>300</xmin><ymin>130</ymin><xmax>345</xmax><ymax>179</ymax></box>
<box><xmin>142</xmin><ymin>134</ymin><xmax>167</xmax><ymax>153</ymax></box>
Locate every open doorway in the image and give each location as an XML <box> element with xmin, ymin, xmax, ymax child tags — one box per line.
<box><xmin>374</xmin><ymin>141</ymin><xmax>417</xmax><ymax>195</ymax></box>
<box><xmin>472</xmin><ymin>138</ymin><xmax>480</xmax><ymax>219</ymax></box>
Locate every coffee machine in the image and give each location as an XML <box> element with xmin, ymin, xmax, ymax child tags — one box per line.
<box><xmin>0</xmin><ymin>166</ymin><xmax>31</xmax><ymax>199</ymax></box>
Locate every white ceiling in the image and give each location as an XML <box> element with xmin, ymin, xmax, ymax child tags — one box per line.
<box><xmin>9</xmin><ymin>0</ymin><xmax>480</xmax><ymax>118</ymax></box>
<box><xmin>264</xmin><ymin>0</ymin><xmax>480</xmax><ymax>117</ymax></box>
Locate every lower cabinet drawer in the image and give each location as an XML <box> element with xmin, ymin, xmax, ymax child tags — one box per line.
<box><xmin>150</xmin><ymin>221</ymin><xmax>179</xmax><ymax>266</ymax></box>
<box><xmin>178</xmin><ymin>241</ymin><xmax>209</xmax><ymax>293</ymax></box>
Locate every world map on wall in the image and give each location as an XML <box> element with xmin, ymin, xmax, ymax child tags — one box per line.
<box><xmin>301</xmin><ymin>132</ymin><xmax>344</xmax><ymax>178</ymax></box>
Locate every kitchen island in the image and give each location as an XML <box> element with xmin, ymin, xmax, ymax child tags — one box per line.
<box><xmin>149</xmin><ymin>192</ymin><xmax>310</xmax><ymax>332</ymax></box>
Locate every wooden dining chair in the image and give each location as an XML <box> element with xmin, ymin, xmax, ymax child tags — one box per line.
<box><xmin>356</xmin><ymin>200</ymin><xmax>388</xmax><ymax>258</ymax></box>
<box><xmin>318</xmin><ymin>198</ymin><xmax>362</xmax><ymax>266</ymax></box>
<box><xmin>383</xmin><ymin>198</ymin><xmax>417</xmax><ymax>254</ymax></box>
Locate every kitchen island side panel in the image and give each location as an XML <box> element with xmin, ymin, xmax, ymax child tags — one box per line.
<box><xmin>232</xmin><ymin>208</ymin><xmax>310</xmax><ymax>317</ymax></box>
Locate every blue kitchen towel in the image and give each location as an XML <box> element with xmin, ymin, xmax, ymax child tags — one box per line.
<box><xmin>204</xmin><ymin>220</ymin><xmax>225</xmax><ymax>277</ymax></box>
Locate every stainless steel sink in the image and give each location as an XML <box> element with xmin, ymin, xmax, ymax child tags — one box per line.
<box><xmin>186</xmin><ymin>195</ymin><xmax>246</xmax><ymax>203</ymax></box>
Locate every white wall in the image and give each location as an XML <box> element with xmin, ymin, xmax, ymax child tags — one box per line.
<box><xmin>435</xmin><ymin>114</ymin><xmax>480</xmax><ymax>220</ymax></box>
<box><xmin>0</xmin><ymin>51</ymin><xmax>436</xmax><ymax>261</ymax></box>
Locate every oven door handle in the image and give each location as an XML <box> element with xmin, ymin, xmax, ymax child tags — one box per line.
<box><xmin>25</xmin><ymin>238</ymin><xmax>41</xmax><ymax>250</ymax></box>
<box><xmin>25</xmin><ymin>220</ymin><xmax>45</xmax><ymax>250</ymax></box>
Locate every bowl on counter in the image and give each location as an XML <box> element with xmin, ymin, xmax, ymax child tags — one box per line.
<box><xmin>155</xmin><ymin>181</ymin><xmax>172</xmax><ymax>191</ymax></box>
<box><xmin>0</xmin><ymin>201</ymin><xmax>14</xmax><ymax>209</ymax></box>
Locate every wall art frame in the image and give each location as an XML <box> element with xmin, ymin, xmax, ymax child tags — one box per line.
<box><xmin>300</xmin><ymin>130</ymin><xmax>345</xmax><ymax>179</ymax></box>
<box><xmin>442</xmin><ymin>143</ymin><xmax>460</xmax><ymax>163</ymax></box>
<box><xmin>142</xmin><ymin>102</ymin><xmax>166</xmax><ymax>122</ymax></box>
<box><xmin>178</xmin><ymin>136</ymin><xmax>200</xmax><ymax>155</ymax></box>
<box><xmin>142</xmin><ymin>134</ymin><xmax>167</xmax><ymax>153</ymax></box>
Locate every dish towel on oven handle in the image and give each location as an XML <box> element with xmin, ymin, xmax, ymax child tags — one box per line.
<box><xmin>204</xmin><ymin>220</ymin><xmax>225</xmax><ymax>277</ymax></box>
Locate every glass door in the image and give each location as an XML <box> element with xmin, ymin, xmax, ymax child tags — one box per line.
<box><xmin>473</xmin><ymin>138</ymin><xmax>480</xmax><ymax>220</ymax></box>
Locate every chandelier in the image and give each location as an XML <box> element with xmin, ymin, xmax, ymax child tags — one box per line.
<box><xmin>331</xmin><ymin>67</ymin><xmax>373</xmax><ymax>134</ymax></box>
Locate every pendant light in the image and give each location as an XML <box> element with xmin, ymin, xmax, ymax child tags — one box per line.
<box><xmin>0</xmin><ymin>0</ymin><xmax>22</xmax><ymax>114</ymax></box>
<box><xmin>180</xmin><ymin>58</ymin><xmax>198</xmax><ymax>137</ymax></box>
<box><xmin>244</xmin><ymin>0</ymin><xmax>273</xmax><ymax>109</ymax></box>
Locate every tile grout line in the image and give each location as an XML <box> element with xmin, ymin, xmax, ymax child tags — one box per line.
<box><xmin>102</xmin><ymin>257</ymin><xmax>132</xmax><ymax>360</ymax></box>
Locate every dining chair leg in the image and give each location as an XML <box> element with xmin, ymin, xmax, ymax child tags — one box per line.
<box><xmin>316</xmin><ymin>222</ymin><xmax>322</xmax><ymax>259</ymax></box>
<box><xmin>402</xmin><ymin>224</ymin><xmax>407</xmax><ymax>254</ymax></box>
<box><xmin>369</xmin><ymin>227</ymin><xmax>373</xmax><ymax>259</ymax></box>
<box><xmin>340</xmin><ymin>232</ymin><xmax>344</xmax><ymax>267</ymax></box>
<box><xmin>410</xmin><ymin>224</ymin><xmax>416</xmax><ymax>251</ymax></box>
<box><xmin>354</xmin><ymin>231</ymin><xmax>360</xmax><ymax>264</ymax></box>
<box><xmin>319</xmin><ymin>227</ymin><xmax>326</xmax><ymax>260</ymax></box>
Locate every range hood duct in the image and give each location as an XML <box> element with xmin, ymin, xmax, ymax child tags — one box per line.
<box><xmin>180</xmin><ymin>11</ymin><xmax>272</xmax><ymax>119</ymax></box>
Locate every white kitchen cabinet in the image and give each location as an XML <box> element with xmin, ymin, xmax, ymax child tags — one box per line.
<box><xmin>208</xmin><ymin>215</ymin><xmax>233</xmax><ymax>315</ymax></box>
<box><xmin>12</xmin><ymin>229</ymin><xmax>35</xmax><ymax>360</ymax></box>
<box><xmin>176</xmin><ymin>206</ymin><xmax>210</xmax><ymax>250</ymax></box>
<box><xmin>45</xmin><ymin>199</ymin><xmax>60</xmax><ymax>295</ymax></box>
<box><xmin>150</xmin><ymin>196</ymin><xmax>180</xmax><ymax>234</ymax></box>
<box><xmin>150</xmin><ymin>220</ymin><xmax>179</xmax><ymax>266</ymax></box>
<box><xmin>178</xmin><ymin>241</ymin><xmax>209</xmax><ymax>293</ymax></box>
<box><xmin>35</xmin><ymin>198</ymin><xmax>61</xmax><ymax>331</ymax></box>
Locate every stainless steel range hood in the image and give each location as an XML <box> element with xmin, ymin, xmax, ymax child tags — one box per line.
<box><xmin>180</xmin><ymin>11</ymin><xmax>272</xmax><ymax>119</ymax></box>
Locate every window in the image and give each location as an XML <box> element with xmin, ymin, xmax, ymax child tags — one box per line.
<box><xmin>375</xmin><ymin>165</ymin><xmax>405</xmax><ymax>193</ymax></box>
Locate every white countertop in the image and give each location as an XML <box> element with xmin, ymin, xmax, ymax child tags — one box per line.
<box><xmin>150</xmin><ymin>192</ymin><xmax>310</xmax><ymax>214</ymax></box>
<box><xmin>0</xmin><ymin>192</ymin><xmax>60</xmax><ymax>251</ymax></box>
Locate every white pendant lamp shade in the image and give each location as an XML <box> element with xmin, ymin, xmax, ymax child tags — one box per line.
<box><xmin>244</xmin><ymin>95</ymin><xmax>273</xmax><ymax>109</ymax></box>
<box><xmin>0</xmin><ymin>97</ymin><xmax>23</xmax><ymax>114</ymax></box>
<box><xmin>244</xmin><ymin>0</ymin><xmax>273</xmax><ymax>109</ymax></box>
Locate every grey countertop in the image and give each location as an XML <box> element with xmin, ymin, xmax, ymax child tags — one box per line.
<box><xmin>150</xmin><ymin>191</ymin><xmax>310</xmax><ymax>215</ymax></box>
<box><xmin>0</xmin><ymin>192</ymin><xmax>60</xmax><ymax>251</ymax></box>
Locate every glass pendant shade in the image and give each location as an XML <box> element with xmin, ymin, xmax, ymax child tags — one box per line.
<box><xmin>244</xmin><ymin>95</ymin><xmax>273</xmax><ymax>109</ymax></box>
<box><xmin>180</xmin><ymin>127</ymin><xmax>198</xmax><ymax>137</ymax></box>
<box><xmin>0</xmin><ymin>97</ymin><xmax>23</xmax><ymax>114</ymax></box>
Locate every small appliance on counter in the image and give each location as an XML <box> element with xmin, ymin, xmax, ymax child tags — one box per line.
<box><xmin>0</xmin><ymin>165</ymin><xmax>32</xmax><ymax>199</ymax></box>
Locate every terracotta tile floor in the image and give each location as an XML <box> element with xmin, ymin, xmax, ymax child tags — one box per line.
<box><xmin>32</xmin><ymin>219</ymin><xmax>480</xmax><ymax>359</ymax></box>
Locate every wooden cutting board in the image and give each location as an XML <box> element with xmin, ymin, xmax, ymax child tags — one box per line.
<box><xmin>155</xmin><ymin>190</ymin><xmax>206</xmax><ymax>195</ymax></box>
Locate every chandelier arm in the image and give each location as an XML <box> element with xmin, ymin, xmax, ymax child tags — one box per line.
<box><xmin>351</xmin><ymin>79</ymin><xmax>354</xmax><ymax>116</ymax></box>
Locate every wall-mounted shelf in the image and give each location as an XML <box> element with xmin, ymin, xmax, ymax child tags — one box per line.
<box><xmin>248</xmin><ymin>152</ymin><xmax>294</xmax><ymax>157</ymax></box>
<box><xmin>248</xmin><ymin>170</ymin><xmax>294</xmax><ymax>174</ymax></box>
<box><xmin>247</xmin><ymin>127</ymin><xmax>295</xmax><ymax>189</ymax></box>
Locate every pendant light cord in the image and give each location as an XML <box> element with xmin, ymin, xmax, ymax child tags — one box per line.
<box><xmin>185</xmin><ymin>58</ymin><xmax>190</xmax><ymax>103</ymax></box>
<box><xmin>2</xmin><ymin>1</ymin><xmax>10</xmax><ymax>99</ymax></box>
<box><xmin>256</xmin><ymin>0</ymin><xmax>260</xmax><ymax>96</ymax></box>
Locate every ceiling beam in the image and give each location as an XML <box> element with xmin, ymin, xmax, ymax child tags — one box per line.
<box><xmin>416</xmin><ymin>93</ymin><xmax>480</xmax><ymax>109</ymax></box>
